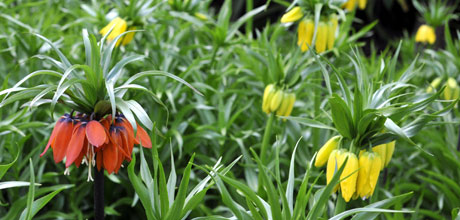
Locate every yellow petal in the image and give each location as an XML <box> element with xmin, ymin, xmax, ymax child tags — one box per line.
<box><xmin>427</xmin><ymin>77</ymin><xmax>442</xmax><ymax>93</ymax></box>
<box><xmin>303</xmin><ymin>20</ymin><xmax>315</xmax><ymax>52</ymax></box>
<box><xmin>269</xmin><ymin>90</ymin><xmax>283</xmax><ymax>112</ymax></box>
<box><xmin>281</xmin><ymin>6</ymin><xmax>303</xmax><ymax>23</ymax></box>
<box><xmin>343</xmin><ymin>0</ymin><xmax>357</xmax><ymax>11</ymax></box>
<box><xmin>415</xmin><ymin>25</ymin><xmax>426</xmax><ymax>43</ymax></box>
<box><xmin>276</xmin><ymin>92</ymin><xmax>289</xmax><ymax>116</ymax></box>
<box><xmin>283</xmin><ymin>93</ymin><xmax>296</xmax><ymax>118</ymax></box>
<box><xmin>372</xmin><ymin>144</ymin><xmax>386</xmax><ymax>169</ymax></box>
<box><xmin>327</xmin><ymin>21</ymin><xmax>336</xmax><ymax>50</ymax></box>
<box><xmin>444</xmin><ymin>77</ymin><xmax>458</xmax><ymax>100</ymax></box>
<box><xmin>358</xmin><ymin>0</ymin><xmax>367</xmax><ymax>10</ymax></box>
<box><xmin>315</xmin><ymin>22</ymin><xmax>327</xmax><ymax>53</ymax></box>
<box><xmin>426</xmin><ymin>25</ymin><xmax>436</xmax><ymax>44</ymax></box>
<box><xmin>340</xmin><ymin>152</ymin><xmax>358</xmax><ymax>202</ymax></box>
<box><xmin>315</xmin><ymin>136</ymin><xmax>340</xmax><ymax>167</ymax></box>
<box><xmin>121</xmin><ymin>27</ymin><xmax>136</xmax><ymax>46</ymax></box>
<box><xmin>384</xmin><ymin>141</ymin><xmax>395</xmax><ymax>167</ymax></box>
<box><xmin>297</xmin><ymin>21</ymin><xmax>307</xmax><ymax>47</ymax></box>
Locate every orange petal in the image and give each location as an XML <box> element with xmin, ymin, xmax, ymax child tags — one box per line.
<box><xmin>103</xmin><ymin>141</ymin><xmax>118</xmax><ymax>174</ymax></box>
<box><xmin>86</xmin><ymin>120</ymin><xmax>107</xmax><ymax>147</ymax></box>
<box><xmin>65</xmin><ymin>124</ymin><xmax>87</xmax><ymax>167</ymax></box>
<box><xmin>136</xmin><ymin>124</ymin><xmax>152</xmax><ymax>148</ymax></box>
<box><xmin>75</xmin><ymin>138</ymin><xmax>88</xmax><ymax>168</ymax></box>
<box><xmin>40</xmin><ymin>119</ymin><xmax>63</xmax><ymax>157</ymax></box>
<box><xmin>53</xmin><ymin>120</ymin><xmax>75</xmax><ymax>163</ymax></box>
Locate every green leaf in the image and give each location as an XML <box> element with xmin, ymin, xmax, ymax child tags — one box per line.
<box><xmin>329</xmin><ymin>94</ymin><xmax>354</xmax><ymax>138</ymax></box>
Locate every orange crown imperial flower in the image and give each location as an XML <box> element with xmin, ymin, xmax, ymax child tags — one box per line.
<box><xmin>41</xmin><ymin>112</ymin><xmax>151</xmax><ymax>180</ymax></box>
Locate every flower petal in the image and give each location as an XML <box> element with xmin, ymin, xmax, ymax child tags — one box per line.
<box><xmin>86</xmin><ymin>120</ymin><xmax>107</xmax><ymax>147</ymax></box>
<box><xmin>65</xmin><ymin>124</ymin><xmax>86</xmax><ymax>167</ymax></box>
<box><xmin>40</xmin><ymin>119</ymin><xmax>63</xmax><ymax>157</ymax></box>
<box><xmin>136</xmin><ymin>124</ymin><xmax>152</xmax><ymax>148</ymax></box>
<box><xmin>53</xmin><ymin>119</ymin><xmax>75</xmax><ymax>163</ymax></box>
<box><xmin>103</xmin><ymin>141</ymin><xmax>118</xmax><ymax>174</ymax></box>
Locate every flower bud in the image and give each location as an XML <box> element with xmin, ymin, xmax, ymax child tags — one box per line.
<box><xmin>315</xmin><ymin>136</ymin><xmax>340</xmax><ymax>167</ymax></box>
<box><xmin>356</xmin><ymin>152</ymin><xmax>381</xmax><ymax>199</ymax></box>
<box><xmin>372</xmin><ymin>144</ymin><xmax>386</xmax><ymax>170</ymax></box>
<box><xmin>281</xmin><ymin>6</ymin><xmax>303</xmax><ymax>23</ymax></box>
<box><xmin>443</xmin><ymin>77</ymin><xmax>460</xmax><ymax>100</ymax></box>
<box><xmin>415</xmin><ymin>24</ymin><xmax>436</xmax><ymax>45</ymax></box>
<box><xmin>262</xmin><ymin>84</ymin><xmax>275</xmax><ymax>114</ymax></box>
<box><xmin>340</xmin><ymin>152</ymin><xmax>359</xmax><ymax>202</ymax></box>
<box><xmin>384</xmin><ymin>141</ymin><xmax>395</xmax><ymax>167</ymax></box>
<box><xmin>283</xmin><ymin>93</ymin><xmax>296</xmax><ymax>117</ymax></box>
<box><xmin>270</xmin><ymin>89</ymin><xmax>284</xmax><ymax>112</ymax></box>
<box><xmin>426</xmin><ymin>77</ymin><xmax>442</xmax><ymax>93</ymax></box>
<box><xmin>315</xmin><ymin>22</ymin><xmax>328</xmax><ymax>53</ymax></box>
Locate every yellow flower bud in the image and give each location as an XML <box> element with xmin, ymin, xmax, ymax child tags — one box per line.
<box><xmin>262</xmin><ymin>84</ymin><xmax>275</xmax><ymax>114</ymax></box>
<box><xmin>100</xmin><ymin>17</ymin><xmax>128</xmax><ymax>47</ymax></box>
<box><xmin>340</xmin><ymin>152</ymin><xmax>359</xmax><ymax>202</ymax></box>
<box><xmin>356</xmin><ymin>152</ymin><xmax>381</xmax><ymax>199</ymax></box>
<box><xmin>384</xmin><ymin>141</ymin><xmax>395</xmax><ymax>167</ymax></box>
<box><xmin>270</xmin><ymin>89</ymin><xmax>283</xmax><ymax>112</ymax></box>
<box><xmin>281</xmin><ymin>6</ymin><xmax>303</xmax><ymax>23</ymax></box>
<box><xmin>276</xmin><ymin>92</ymin><xmax>289</xmax><ymax>116</ymax></box>
<box><xmin>327</xmin><ymin>20</ymin><xmax>336</xmax><ymax>50</ymax></box>
<box><xmin>121</xmin><ymin>27</ymin><xmax>136</xmax><ymax>46</ymax></box>
<box><xmin>298</xmin><ymin>20</ymin><xmax>314</xmax><ymax>52</ymax></box>
<box><xmin>315</xmin><ymin>136</ymin><xmax>340</xmax><ymax>167</ymax></box>
<box><xmin>343</xmin><ymin>0</ymin><xmax>357</xmax><ymax>11</ymax></box>
<box><xmin>358</xmin><ymin>0</ymin><xmax>367</xmax><ymax>10</ymax></box>
<box><xmin>315</xmin><ymin>22</ymin><xmax>328</xmax><ymax>53</ymax></box>
<box><xmin>426</xmin><ymin>77</ymin><xmax>442</xmax><ymax>93</ymax></box>
<box><xmin>195</xmin><ymin>12</ymin><xmax>208</xmax><ymax>21</ymax></box>
<box><xmin>415</xmin><ymin>24</ymin><xmax>436</xmax><ymax>45</ymax></box>
<box><xmin>283</xmin><ymin>93</ymin><xmax>296</xmax><ymax>118</ymax></box>
<box><xmin>372</xmin><ymin>144</ymin><xmax>386</xmax><ymax>170</ymax></box>
<box><xmin>326</xmin><ymin>149</ymin><xmax>344</xmax><ymax>192</ymax></box>
<box><xmin>444</xmin><ymin>77</ymin><xmax>459</xmax><ymax>100</ymax></box>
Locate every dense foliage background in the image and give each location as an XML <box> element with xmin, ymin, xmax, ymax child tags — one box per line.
<box><xmin>1</xmin><ymin>0</ymin><xmax>460</xmax><ymax>219</ymax></box>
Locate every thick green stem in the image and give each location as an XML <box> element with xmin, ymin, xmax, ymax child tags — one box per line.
<box><xmin>260</xmin><ymin>113</ymin><xmax>275</xmax><ymax>165</ymax></box>
<box><xmin>245</xmin><ymin>0</ymin><xmax>253</xmax><ymax>38</ymax></box>
<box><xmin>334</xmin><ymin>194</ymin><xmax>346</xmax><ymax>216</ymax></box>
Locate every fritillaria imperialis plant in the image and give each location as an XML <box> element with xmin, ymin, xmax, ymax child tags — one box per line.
<box><xmin>291</xmin><ymin>47</ymin><xmax>456</xmax><ymax>203</ymax></box>
<box><xmin>0</xmin><ymin>29</ymin><xmax>199</xmax><ymax>219</ymax></box>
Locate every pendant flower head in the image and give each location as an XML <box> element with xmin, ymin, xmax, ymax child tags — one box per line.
<box><xmin>356</xmin><ymin>151</ymin><xmax>382</xmax><ymax>199</ymax></box>
<box><xmin>262</xmin><ymin>84</ymin><xmax>296</xmax><ymax>120</ymax></box>
<box><xmin>315</xmin><ymin>135</ymin><xmax>340</xmax><ymax>167</ymax></box>
<box><xmin>280</xmin><ymin>7</ymin><xmax>303</xmax><ymax>23</ymax></box>
<box><xmin>100</xmin><ymin>17</ymin><xmax>135</xmax><ymax>47</ymax></box>
<box><xmin>41</xmin><ymin>112</ymin><xmax>152</xmax><ymax>180</ymax></box>
<box><xmin>415</xmin><ymin>24</ymin><xmax>436</xmax><ymax>44</ymax></box>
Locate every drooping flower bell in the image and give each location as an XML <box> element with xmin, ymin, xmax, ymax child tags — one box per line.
<box><xmin>280</xmin><ymin>6</ymin><xmax>303</xmax><ymax>23</ymax></box>
<box><xmin>262</xmin><ymin>84</ymin><xmax>296</xmax><ymax>119</ymax></box>
<box><xmin>100</xmin><ymin>17</ymin><xmax>135</xmax><ymax>46</ymax></box>
<box><xmin>315</xmin><ymin>135</ymin><xmax>340</xmax><ymax>167</ymax></box>
<box><xmin>415</xmin><ymin>24</ymin><xmax>436</xmax><ymax>45</ymax></box>
<box><xmin>296</xmin><ymin>15</ymin><xmax>338</xmax><ymax>53</ymax></box>
<box><xmin>372</xmin><ymin>141</ymin><xmax>396</xmax><ymax>169</ymax></box>
<box><xmin>343</xmin><ymin>0</ymin><xmax>367</xmax><ymax>10</ymax></box>
<box><xmin>326</xmin><ymin>149</ymin><xmax>359</xmax><ymax>202</ymax></box>
<box><xmin>41</xmin><ymin>112</ymin><xmax>152</xmax><ymax>180</ymax></box>
<box><xmin>356</xmin><ymin>151</ymin><xmax>381</xmax><ymax>199</ymax></box>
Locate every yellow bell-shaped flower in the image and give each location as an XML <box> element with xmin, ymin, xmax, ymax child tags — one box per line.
<box><xmin>276</xmin><ymin>92</ymin><xmax>296</xmax><ymax>119</ymax></box>
<box><xmin>372</xmin><ymin>144</ymin><xmax>386</xmax><ymax>170</ymax></box>
<box><xmin>415</xmin><ymin>24</ymin><xmax>436</xmax><ymax>45</ymax></box>
<box><xmin>315</xmin><ymin>136</ymin><xmax>340</xmax><ymax>167</ymax></box>
<box><xmin>384</xmin><ymin>141</ymin><xmax>395</xmax><ymax>167</ymax></box>
<box><xmin>326</xmin><ymin>149</ymin><xmax>345</xmax><ymax>192</ymax></box>
<box><xmin>340</xmin><ymin>152</ymin><xmax>359</xmax><ymax>202</ymax></box>
<box><xmin>315</xmin><ymin>22</ymin><xmax>328</xmax><ymax>53</ymax></box>
<box><xmin>426</xmin><ymin>77</ymin><xmax>442</xmax><ymax>93</ymax></box>
<box><xmin>343</xmin><ymin>0</ymin><xmax>357</xmax><ymax>11</ymax></box>
<box><xmin>262</xmin><ymin>84</ymin><xmax>275</xmax><ymax>114</ymax></box>
<box><xmin>297</xmin><ymin>19</ymin><xmax>314</xmax><ymax>52</ymax></box>
<box><xmin>356</xmin><ymin>152</ymin><xmax>382</xmax><ymax>199</ymax></box>
<box><xmin>100</xmin><ymin>17</ymin><xmax>128</xmax><ymax>46</ymax></box>
<box><xmin>358</xmin><ymin>0</ymin><xmax>367</xmax><ymax>10</ymax></box>
<box><xmin>121</xmin><ymin>27</ymin><xmax>136</xmax><ymax>46</ymax></box>
<box><xmin>281</xmin><ymin>6</ymin><xmax>303</xmax><ymax>23</ymax></box>
<box><xmin>443</xmin><ymin>77</ymin><xmax>460</xmax><ymax>100</ymax></box>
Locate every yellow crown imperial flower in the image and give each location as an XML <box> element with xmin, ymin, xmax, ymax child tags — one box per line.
<box><xmin>356</xmin><ymin>152</ymin><xmax>382</xmax><ymax>199</ymax></box>
<box><xmin>281</xmin><ymin>6</ymin><xmax>303</xmax><ymax>23</ymax></box>
<box><xmin>340</xmin><ymin>152</ymin><xmax>359</xmax><ymax>202</ymax></box>
<box><xmin>269</xmin><ymin>89</ymin><xmax>284</xmax><ymax>112</ymax></box>
<box><xmin>426</xmin><ymin>77</ymin><xmax>442</xmax><ymax>93</ymax></box>
<box><xmin>315</xmin><ymin>136</ymin><xmax>341</xmax><ymax>167</ymax></box>
<box><xmin>372</xmin><ymin>143</ymin><xmax>387</xmax><ymax>169</ymax></box>
<box><xmin>297</xmin><ymin>19</ymin><xmax>314</xmax><ymax>52</ymax></box>
<box><xmin>315</xmin><ymin>22</ymin><xmax>328</xmax><ymax>53</ymax></box>
<box><xmin>121</xmin><ymin>27</ymin><xmax>136</xmax><ymax>46</ymax></box>
<box><xmin>100</xmin><ymin>17</ymin><xmax>129</xmax><ymax>47</ymax></box>
<box><xmin>326</xmin><ymin>149</ymin><xmax>345</xmax><ymax>192</ymax></box>
<box><xmin>342</xmin><ymin>0</ymin><xmax>367</xmax><ymax>10</ymax></box>
<box><xmin>415</xmin><ymin>24</ymin><xmax>436</xmax><ymax>45</ymax></box>
<box><xmin>276</xmin><ymin>92</ymin><xmax>296</xmax><ymax>120</ymax></box>
<box><xmin>384</xmin><ymin>141</ymin><xmax>395</xmax><ymax>167</ymax></box>
<box><xmin>262</xmin><ymin>84</ymin><xmax>275</xmax><ymax>114</ymax></box>
<box><xmin>443</xmin><ymin>77</ymin><xmax>460</xmax><ymax>100</ymax></box>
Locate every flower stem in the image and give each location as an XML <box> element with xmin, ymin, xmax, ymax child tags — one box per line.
<box><xmin>260</xmin><ymin>113</ymin><xmax>275</xmax><ymax>165</ymax></box>
<box><xmin>457</xmin><ymin>124</ymin><xmax>460</xmax><ymax>151</ymax></box>
<box><xmin>94</xmin><ymin>168</ymin><xmax>104</xmax><ymax>220</ymax></box>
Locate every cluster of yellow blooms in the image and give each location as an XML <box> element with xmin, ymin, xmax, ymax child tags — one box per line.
<box><xmin>342</xmin><ymin>0</ymin><xmax>367</xmax><ymax>11</ymax></box>
<box><xmin>415</xmin><ymin>24</ymin><xmax>436</xmax><ymax>44</ymax></box>
<box><xmin>262</xmin><ymin>84</ymin><xmax>296</xmax><ymax>118</ymax></box>
<box><xmin>314</xmin><ymin>136</ymin><xmax>395</xmax><ymax>202</ymax></box>
<box><xmin>100</xmin><ymin>17</ymin><xmax>136</xmax><ymax>47</ymax></box>
<box><xmin>427</xmin><ymin>77</ymin><xmax>460</xmax><ymax>100</ymax></box>
<box><xmin>280</xmin><ymin>7</ymin><xmax>338</xmax><ymax>53</ymax></box>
